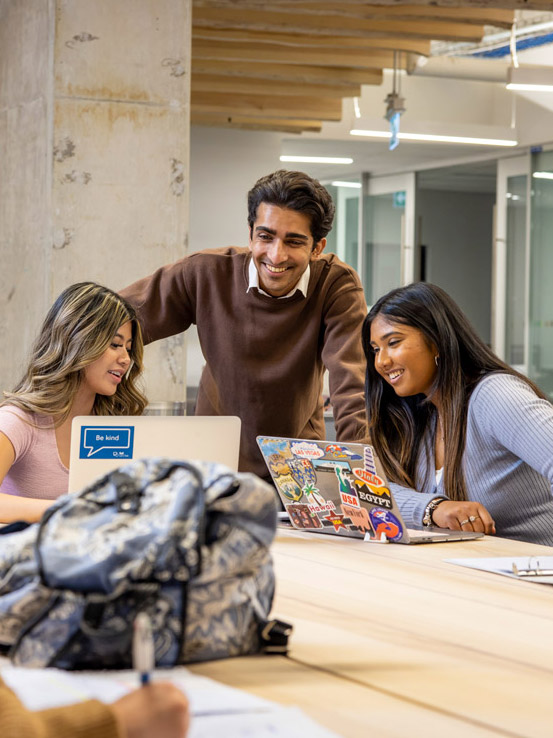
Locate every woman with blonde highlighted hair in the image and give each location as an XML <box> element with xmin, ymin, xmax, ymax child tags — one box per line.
<box><xmin>0</xmin><ymin>282</ymin><xmax>147</xmax><ymax>523</ymax></box>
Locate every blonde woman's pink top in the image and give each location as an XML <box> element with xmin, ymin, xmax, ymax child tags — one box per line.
<box><xmin>0</xmin><ymin>406</ymin><xmax>68</xmax><ymax>500</ymax></box>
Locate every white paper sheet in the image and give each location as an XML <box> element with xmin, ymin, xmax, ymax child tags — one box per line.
<box><xmin>1</xmin><ymin>664</ymin><xmax>339</xmax><ymax>738</ymax></box>
<box><xmin>446</xmin><ymin>555</ymin><xmax>553</xmax><ymax>584</ymax></box>
<box><xmin>188</xmin><ymin>707</ymin><xmax>339</xmax><ymax>738</ymax></box>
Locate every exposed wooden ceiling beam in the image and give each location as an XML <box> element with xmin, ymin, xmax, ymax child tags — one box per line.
<box><xmin>262</xmin><ymin>4</ymin><xmax>514</xmax><ymax>28</ymax></box>
<box><xmin>194</xmin><ymin>2</ymin><xmax>514</xmax><ymax>29</ymax></box>
<box><xmin>193</xmin><ymin>28</ymin><xmax>431</xmax><ymax>56</ymax></box>
<box><xmin>191</xmin><ymin>90</ymin><xmax>344</xmax><ymax>121</ymax></box>
<box><xmin>194</xmin><ymin>0</ymin><xmax>553</xmax><ymax>10</ymax></box>
<box><xmin>193</xmin><ymin>7</ymin><xmax>486</xmax><ymax>43</ymax></box>
<box><xmin>192</xmin><ymin>59</ymin><xmax>383</xmax><ymax>86</ymax></box>
<box><xmin>192</xmin><ymin>73</ymin><xmax>362</xmax><ymax>98</ymax></box>
<box><xmin>191</xmin><ymin>111</ymin><xmax>323</xmax><ymax>133</ymax></box>
<box><xmin>193</xmin><ymin>40</ymin><xmax>400</xmax><ymax>69</ymax></box>
<box><xmin>189</xmin><ymin>0</ymin><xmax>527</xmax><ymax>137</ymax></box>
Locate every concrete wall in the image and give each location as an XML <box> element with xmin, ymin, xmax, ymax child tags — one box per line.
<box><xmin>189</xmin><ymin>125</ymin><xmax>282</xmax><ymax>253</ymax></box>
<box><xmin>0</xmin><ymin>0</ymin><xmax>53</xmax><ymax>389</ymax></box>
<box><xmin>187</xmin><ymin>126</ymin><xmax>282</xmax><ymax>387</ymax></box>
<box><xmin>1</xmin><ymin>0</ymin><xmax>191</xmax><ymax>403</ymax></box>
<box><xmin>416</xmin><ymin>188</ymin><xmax>495</xmax><ymax>344</ymax></box>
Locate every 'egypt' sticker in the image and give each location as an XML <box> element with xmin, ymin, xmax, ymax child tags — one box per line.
<box><xmin>356</xmin><ymin>483</ymin><xmax>393</xmax><ymax>510</ymax></box>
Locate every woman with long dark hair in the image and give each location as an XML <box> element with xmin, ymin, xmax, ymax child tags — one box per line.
<box><xmin>363</xmin><ymin>281</ymin><xmax>553</xmax><ymax>545</ymax></box>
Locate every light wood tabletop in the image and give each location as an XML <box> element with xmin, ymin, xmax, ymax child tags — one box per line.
<box><xmin>191</xmin><ymin>529</ymin><xmax>553</xmax><ymax>738</ymax></box>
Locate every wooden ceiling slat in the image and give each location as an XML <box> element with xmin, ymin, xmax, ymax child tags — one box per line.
<box><xmin>266</xmin><ymin>3</ymin><xmax>515</xmax><ymax>28</ymax></box>
<box><xmin>191</xmin><ymin>112</ymin><xmax>323</xmax><ymax>133</ymax></box>
<box><xmin>192</xmin><ymin>73</ymin><xmax>362</xmax><ymax>98</ymax></box>
<box><xmin>193</xmin><ymin>28</ymin><xmax>431</xmax><ymax>56</ymax></box>
<box><xmin>194</xmin><ymin>0</ymin><xmax>553</xmax><ymax>10</ymax></box>
<box><xmin>193</xmin><ymin>40</ymin><xmax>399</xmax><ymax>69</ymax></box>
<box><xmin>192</xmin><ymin>59</ymin><xmax>383</xmax><ymax>86</ymax></box>
<box><xmin>191</xmin><ymin>90</ymin><xmax>344</xmax><ymax>121</ymax></box>
<box><xmin>194</xmin><ymin>1</ymin><xmax>514</xmax><ymax>29</ymax></box>
<box><xmin>193</xmin><ymin>7</ymin><xmax>486</xmax><ymax>43</ymax></box>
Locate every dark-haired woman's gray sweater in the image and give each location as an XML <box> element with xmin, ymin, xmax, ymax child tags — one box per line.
<box><xmin>391</xmin><ymin>373</ymin><xmax>553</xmax><ymax>545</ymax></box>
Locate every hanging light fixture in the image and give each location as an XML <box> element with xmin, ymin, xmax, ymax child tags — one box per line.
<box><xmin>384</xmin><ymin>51</ymin><xmax>406</xmax><ymax>151</ymax></box>
<box><xmin>505</xmin><ymin>21</ymin><xmax>553</xmax><ymax>92</ymax></box>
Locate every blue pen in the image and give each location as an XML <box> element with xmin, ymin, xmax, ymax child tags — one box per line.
<box><xmin>133</xmin><ymin>612</ymin><xmax>155</xmax><ymax>686</ymax></box>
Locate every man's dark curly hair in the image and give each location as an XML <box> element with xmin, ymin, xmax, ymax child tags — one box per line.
<box><xmin>247</xmin><ymin>169</ymin><xmax>335</xmax><ymax>246</ymax></box>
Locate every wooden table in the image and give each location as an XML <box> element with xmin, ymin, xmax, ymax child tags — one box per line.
<box><xmin>191</xmin><ymin>529</ymin><xmax>553</xmax><ymax>738</ymax></box>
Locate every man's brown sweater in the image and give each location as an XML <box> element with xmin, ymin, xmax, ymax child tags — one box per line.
<box><xmin>122</xmin><ymin>248</ymin><xmax>368</xmax><ymax>479</ymax></box>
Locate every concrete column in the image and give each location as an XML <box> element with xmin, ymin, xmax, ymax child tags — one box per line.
<box><xmin>0</xmin><ymin>0</ymin><xmax>53</xmax><ymax>388</ymax></box>
<box><xmin>0</xmin><ymin>0</ymin><xmax>191</xmax><ymax>404</ymax></box>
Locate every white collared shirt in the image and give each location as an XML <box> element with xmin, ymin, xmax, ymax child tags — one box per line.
<box><xmin>247</xmin><ymin>257</ymin><xmax>310</xmax><ymax>299</ymax></box>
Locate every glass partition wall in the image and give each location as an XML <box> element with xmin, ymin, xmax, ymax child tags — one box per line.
<box><xmin>504</xmin><ymin>174</ymin><xmax>528</xmax><ymax>369</ymax></box>
<box><xmin>529</xmin><ymin>149</ymin><xmax>553</xmax><ymax>399</ymax></box>
<box><xmin>325</xmin><ymin>181</ymin><xmax>360</xmax><ymax>274</ymax></box>
<box><xmin>361</xmin><ymin>172</ymin><xmax>416</xmax><ymax>307</ymax></box>
<box><xmin>362</xmin><ymin>191</ymin><xmax>404</xmax><ymax>305</ymax></box>
<box><xmin>326</xmin><ymin>174</ymin><xmax>415</xmax><ymax>308</ymax></box>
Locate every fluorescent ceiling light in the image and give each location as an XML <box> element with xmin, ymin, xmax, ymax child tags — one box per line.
<box><xmin>280</xmin><ymin>155</ymin><xmax>353</xmax><ymax>164</ymax></box>
<box><xmin>506</xmin><ymin>67</ymin><xmax>553</xmax><ymax>92</ymax></box>
<box><xmin>331</xmin><ymin>181</ymin><xmax>361</xmax><ymax>188</ymax></box>
<box><xmin>533</xmin><ymin>171</ymin><xmax>553</xmax><ymax>180</ymax></box>
<box><xmin>350</xmin><ymin>129</ymin><xmax>517</xmax><ymax>147</ymax></box>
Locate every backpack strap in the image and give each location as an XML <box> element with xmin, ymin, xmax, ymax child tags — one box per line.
<box><xmin>258</xmin><ymin>618</ymin><xmax>293</xmax><ymax>654</ymax></box>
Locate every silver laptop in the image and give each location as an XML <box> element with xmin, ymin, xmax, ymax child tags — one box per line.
<box><xmin>257</xmin><ymin>436</ymin><xmax>483</xmax><ymax>545</ymax></box>
<box><xmin>68</xmin><ymin>415</ymin><xmax>241</xmax><ymax>493</ymax></box>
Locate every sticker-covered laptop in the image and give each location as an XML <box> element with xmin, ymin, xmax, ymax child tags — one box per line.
<box><xmin>257</xmin><ymin>436</ymin><xmax>483</xmax><ymax>545</ymax></box>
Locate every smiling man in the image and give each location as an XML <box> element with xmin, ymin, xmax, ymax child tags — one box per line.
<box><xmin>121</xmin><ymin>170</ymin><xmax>369</xmax><ymax>480</ymax></box>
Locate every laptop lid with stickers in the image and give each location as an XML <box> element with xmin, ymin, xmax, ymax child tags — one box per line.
<box><xmin>257</xmin><ymin>436</ymin><xmax>483</xmax><ymax>545</ymax></box>
<box><xmin>68</xmin><ymin>415</ymin><xmax>241</xmax><ymax>493</ymax></box>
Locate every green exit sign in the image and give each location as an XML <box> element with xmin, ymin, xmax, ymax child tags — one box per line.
<box><xmin>393</xmin><ymin>191</ymin><xmax>406</xmax><ymax>208</ymax></box>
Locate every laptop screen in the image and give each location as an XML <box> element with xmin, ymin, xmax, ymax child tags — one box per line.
<box><xmin>68</xmin><ymin>415</ymin><xmax>241</xmax><ymax>493</ymax></box>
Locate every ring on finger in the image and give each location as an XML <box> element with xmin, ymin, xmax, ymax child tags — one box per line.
<box><xmin>459</xmin><ymin>518</ymin><xmax>470</xmax><ymax>526</ymax></box>
<box><xmin>469</xmin><ymin>515</ymin><xmax>480</xmax><ymax>522</ymax></box>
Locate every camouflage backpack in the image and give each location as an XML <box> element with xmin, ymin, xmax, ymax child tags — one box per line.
<box><xmin>0</xmin><ymin>458</ymin><xmax>290</xmax><ymax>668</ymax></box>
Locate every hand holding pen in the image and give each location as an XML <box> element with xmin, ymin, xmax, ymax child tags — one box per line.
<box><xmin>107</xmin><ymin>612</ymin><xmax>190</xmax><ymax>737</ymax></box>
